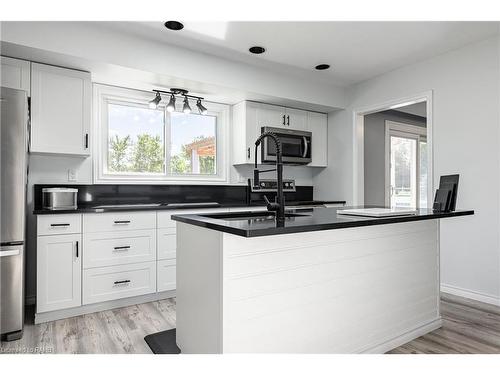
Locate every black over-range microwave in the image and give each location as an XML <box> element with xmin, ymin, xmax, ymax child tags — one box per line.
<box><xmin>260</xmin><ymin>126</ymin><xmax>312</xmax><ymax>164</ymax></box>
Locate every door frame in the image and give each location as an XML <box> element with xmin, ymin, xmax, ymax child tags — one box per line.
<box><xmin>352</xmin><ymin>90</ymin><xmax>433</xmax><ymax>207</ymax></box>
<box><xmin>384</xmin><ymin>121</ymin><xmax>427</xmax><ymax>207</ymax></box>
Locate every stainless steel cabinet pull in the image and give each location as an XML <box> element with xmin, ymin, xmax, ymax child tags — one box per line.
<box><xmin>113</xmin><ymin>245</ymin><xmax>130</xmax><ymax>250</ymax></box>
<box><xmin>50</xmin><ymin>223</ymin><xmax>70</xmax><ymax>227</ymax></box>
<box><xmin>114</xmin><ymin>280</ymin><xmax>130</xmax><ymax>285</ymax></box>
<box><xmin>113</xmin><ymin>220</ymin><xmax>130</xmax><ymax>224</ymax></box>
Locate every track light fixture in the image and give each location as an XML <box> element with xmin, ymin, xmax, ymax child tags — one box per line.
<box><xmin>196</xmin><ymin>99</ymin><xmax>208</xmax><ymax>115</ymax></box>
<box><xmin>150</xmin><ymin>88</ymin><xmax>207</xmax><ymax>115</ymax></box>
<box><xmin>182</xmin><ymin>97</ymin><xmax>192</xmax><ymax>114</ymax></box>
<box><xmin>148</xmin><ymin>91</ymin><xmax>161</xmax><ymax>109</ymax></box>
<box><xmin>166</xmin><ymin>94</ymin><xmax>176</xmax><ymax>113</ymax></box>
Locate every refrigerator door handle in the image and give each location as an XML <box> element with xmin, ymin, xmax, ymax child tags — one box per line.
<box><xmin>0</xmin><ymin>245</ymin><xmax>22</xmax><ymax>257</ymax></box>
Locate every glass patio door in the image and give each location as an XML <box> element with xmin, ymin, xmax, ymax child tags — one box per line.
<box><xmin>389</xmin><ymin>133</ymin><xmax>418</xmax><ymax>208</ymax></box>
<box><xmin>386</xmin><ymin>124</ymin><xmax>428</xmax><ymax>209</ymax></box>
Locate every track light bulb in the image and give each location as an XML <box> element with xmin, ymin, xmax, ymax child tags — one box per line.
<box><xmin>149</xmin><ymin>92</ymin><xmax>161</xmax><ymax>109</ymax></box>
<box><xmin>183</xmin><ymin>97</ymin><xmax>191</xmax><ymax>114</ymax></box>
<box><xmin>196</xmin><ymin>99</ymin><xmax>208</xmax><ymax>115</ymax></box>
<box><xmin>166</xmin><ymin>94</ymin><xmax>176</xmax><ymax>112</ymax></box>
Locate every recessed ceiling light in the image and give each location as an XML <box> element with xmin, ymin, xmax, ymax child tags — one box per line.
<box><xmin>315</xmin><ymin>64</ymin><xmax>330</xmax><ymax>70</ymax></box>
<box><xmin>164</xmin><ymin>21</ymin><xmax>184</xmax><ymax>31</ymax></box>
<box><xmin>249</xmin><ymin>46</ymin><xmax>266</xmax><ymax>54</ymax></box>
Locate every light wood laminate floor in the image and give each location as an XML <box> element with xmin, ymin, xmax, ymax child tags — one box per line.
<box><xmin>1</xmin><ymin>293</ymin><xmax>499</xmax><ymax>354</ymax></box>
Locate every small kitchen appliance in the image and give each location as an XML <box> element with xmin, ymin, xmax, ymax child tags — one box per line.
<box><xmin>42</xmin><ymin>187</ymin><xmax>78</xmax><ymax>210</ymax></box>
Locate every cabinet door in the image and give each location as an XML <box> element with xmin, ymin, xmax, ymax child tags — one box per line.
<box><xmin>308</xmin><ymin>112</ymin><xmax>328</xmax><ymax>167</ymax></box>
<box><xmin>0</xmin><ymin>57</ymin><xmax>30</xmax><ymax>93</ymax></box>
<box><xmin>157</xmin><ymin>227</ymin><xmax>177</xmax><ymax>260</ymax></box>
<box><xmin>30</xmin><ymin>63</ymin><xmax>91</xmax><ymax>156</ymax></box>
<box><xmin>285</xmin><ymin>108</ymin><xmax>308</xmax><ymax>130</ymax></box>
<box><xmin>255</xmin><ymin>103</ymin><xmax>286</xmax><ymax>130</ymax></box>
<box><xmin>157</xmin><ymin>259</ymin><xmax>176</xmax><ymax>292</ymax></box>
<box><xmin>37</xmin><ymin>234</ymin><xmax>82</xmax><ymax>313</ymax></box>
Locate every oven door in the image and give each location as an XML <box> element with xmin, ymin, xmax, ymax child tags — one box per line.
<box><xmin>261</xmin><ymin>127</ymin><xmax>312</xmax><ymax>164</ymax></box>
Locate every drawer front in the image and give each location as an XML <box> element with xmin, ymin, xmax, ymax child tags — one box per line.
<box><xmin>157</xmin><ymin>228</ymin><xmax>176</xmax><ymax>260</ymax></box>
<box><xmin>83</xmin><ymin>211</ymin><xmax>156</xmax><ymax>233</ymax></box>
<box><xmin>83</xmin><ymin>262</ymin><xmax>156</xmax><ymax>305</ymax></box>
<box><xmin>84</xmin><ymin>230</ymin><xmax>156</xmax><ymax>269</ymax></box>
<box><xmin>157</xmin><ymin>259</ymin><xmax>176</xmax><ymax>292</ymax></box>
<box><xmin>37</xmin><ymin>214</ymin><xmax>81</xmax><ymax>236</ymax></box>
<box><xmin>157</xmin><ymin>208</ymin><xmax>230</xmax><ymax>228</ymax></box>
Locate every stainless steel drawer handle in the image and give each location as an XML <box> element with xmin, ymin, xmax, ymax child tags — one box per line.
<box><xmin>113</xmin><ymin>245</ymin><xmax>131</xmax><ymax>250</ymax></box>
<box><xmin>113</xmin><ymin>220</ymin><xmax>131</xmax><ymax>224</ymax></box>
<box><xmin>114</xmin><ymin>280</ymin><xmax>131</xmax><ymax>285</ymax></box>
<box><xmin>50</xmin><ymin>223</ymin><xmax>70</xmax><ymax>227</ymax></box>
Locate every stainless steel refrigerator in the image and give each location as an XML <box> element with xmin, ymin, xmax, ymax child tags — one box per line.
<box><xmin>0</xmin><ymin>87</ymin><xmax>28</xmax><ymax>341</ymax></box>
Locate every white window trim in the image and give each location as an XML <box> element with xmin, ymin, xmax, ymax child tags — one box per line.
<box><xmin>384</xmin><ymin>120</ymin><xmax>427</xmax><ymax>208</ymax></box>
<box><xmin>93</xmin><ymin>84</ymin><xmax>230</xmax><ymax>184</ymax></box>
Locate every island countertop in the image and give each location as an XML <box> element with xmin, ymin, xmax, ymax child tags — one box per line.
<box><xmin>171</xmin><ymin>206</ymin><xmax>474</xmax><ymax>237</ymax></box>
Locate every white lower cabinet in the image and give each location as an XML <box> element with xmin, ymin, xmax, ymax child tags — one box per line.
<box><xmin>37</xmin><ymin>214</ymin><xmax>81</xmax><ymax>236</ymax></box>
<box><xmin>157</xmin><ymin>259</ymin><xmax>176</xmax><ymax>292</ymax></box>
<box><xmin>36</xmin><ymin>233</ymin><xmax>82</xmax><ymax>313</ymax></box>
<box><xmin>83</xmin><ymin>262</ymin><xmax>157</xmax><ymax>305</ymax></box>
<box><xmin>157</xmin><ymin>228</ymin><xmax>176</xmax><ymax>260</ymax></box>
<box><xmin>36</xmin><ymin>207</ymin><xmax>262</xmax><ymax>320</ymax></box>
<box><xmin>84</xmin><ymin>229</ymin><xmax>156</xmax><ymax>268</ymax></box>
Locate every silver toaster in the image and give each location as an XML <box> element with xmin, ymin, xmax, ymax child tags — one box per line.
<box><xmin>42</xmin><ymin>188</ymin><xmax>78</xmax><ymax>210</ymax></box>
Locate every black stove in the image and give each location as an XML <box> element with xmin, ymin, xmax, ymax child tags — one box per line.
<box><xmin>247</xmin><ymin>179</ymin><xmax>345</xmax><ymax>208</ymax></box>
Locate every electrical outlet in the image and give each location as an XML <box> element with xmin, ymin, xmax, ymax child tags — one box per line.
<box><xmin>67</xmin><ymin>169</ymin><xmax>77</xmax><ymax>182</ymax></box>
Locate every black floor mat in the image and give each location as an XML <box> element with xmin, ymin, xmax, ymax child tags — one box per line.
<box><xmin>144</xmin><ymin>328</ymin><xmax>181</xmax><ymax>354</ymax></box>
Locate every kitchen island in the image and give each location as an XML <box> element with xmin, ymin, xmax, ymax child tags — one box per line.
<box><xmin>172</xmin><ymin>207</ymin><xmax>473</xmax><ymax>353</ymax></box>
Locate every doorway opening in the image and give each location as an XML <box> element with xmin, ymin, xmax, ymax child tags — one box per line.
<box><xmin>353</xmin><ymin>92</ymin><xmax>432</xmax><ymax>208</ymax></box>
<box><xmin>385</xmin><ymin>120</ymin><xmax>428</xmax><ymax>208</ymax></box>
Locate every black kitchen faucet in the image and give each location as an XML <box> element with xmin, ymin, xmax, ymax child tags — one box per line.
<box><xmin>253</xmin><ymin>131</ymin><xmax>285</xmax><ymax>225</ymax></box>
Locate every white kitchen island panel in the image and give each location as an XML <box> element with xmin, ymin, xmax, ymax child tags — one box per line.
<box><xmin>176</xmin><ymin>219</ymin><xmax>441</xmax><ymax>353</ymax></box>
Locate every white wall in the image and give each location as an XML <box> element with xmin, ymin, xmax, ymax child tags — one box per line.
<box><xmin>315</xmin><ymin>36</ymin><xmax>500</xmax><ymax>303</ymax></box>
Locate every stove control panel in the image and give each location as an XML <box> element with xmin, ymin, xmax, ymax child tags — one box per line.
<box><xmin>250</xmin><ymin>179</ymin><xmax>296</xmax><ymax>193</ymax></box>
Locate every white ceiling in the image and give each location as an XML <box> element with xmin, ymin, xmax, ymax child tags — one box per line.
<box><xmin>101</xmin><ymin>21</ymin><xmax>499</xmax><ymax>87</ymax></box>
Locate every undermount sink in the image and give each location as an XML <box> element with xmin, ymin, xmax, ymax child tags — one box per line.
<box><xmin>202</xmin><ymin>211</ymin><xmax>310</xmax><ymax>221</ymax></box>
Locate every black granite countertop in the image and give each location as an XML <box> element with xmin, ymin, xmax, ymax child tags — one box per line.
<box><xmin>171</xmin><ymin>206</ymin><xmax>474</xmax><ymax>237</ymax></box>
<box><xmin>33</xmin><ymin>200</ymin><xmax>347</xmax><ymax>215</ymax></box>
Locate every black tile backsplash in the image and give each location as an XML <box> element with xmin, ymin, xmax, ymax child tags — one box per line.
<box><xmin>33</xmin><ymin>183</ymin><xmax>314</xmax><ymax>210</ymax></box>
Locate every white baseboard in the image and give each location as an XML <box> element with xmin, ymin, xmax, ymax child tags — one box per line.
<box><xmin>441</xmin><ymin>284</ymin><xmax>500</xmax><ymax>307</ymax></box>
<box><xmin>361</xmin><ymin>318</ymin><xmax>443</xmax><ymax>354</ymax></box>
<box><xmin>34</xmin><ymin>290</ymin><xmax>176</xmax><ymax>324</ymax></box>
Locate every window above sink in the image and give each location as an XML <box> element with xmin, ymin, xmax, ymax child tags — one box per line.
<box><xmin>93</xmin><ymin>84</ymin><xmax>230</xmax><ymax>184</ymax></box>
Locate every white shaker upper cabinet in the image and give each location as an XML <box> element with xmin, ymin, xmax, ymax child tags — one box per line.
<box><xmin>232</xmin><ymin>101</ymin><xmax>311</xmax><ymax>165</ymax></box>
<box><xmin>30</xmin><ymin>63</ymin><xmax>91</xmax><ymax>156</ymax></box>
<box><xmin>308</xmin><ymin>112</ymin><xmax>328</xmax><ymax>167</ymax></box>
<box><xmin>0</xmin><ymin>56</ymin><xmax>30</xmax><ymax>93</ymax></box>
<box><xmin>284</xmin><ymin>108</ymin><xmax>307</xmax><ymax>130</ymax></box>
<box><xmin>256</xmin><ymin>102</ymin><xmax>287</xmax><ymax>129</ymax></box>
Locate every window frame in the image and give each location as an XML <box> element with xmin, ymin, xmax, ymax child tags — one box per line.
<box><xmin>93</xmin><ymin>84</ymin><xmax>230</xmax><ymax>184</ymax></box>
